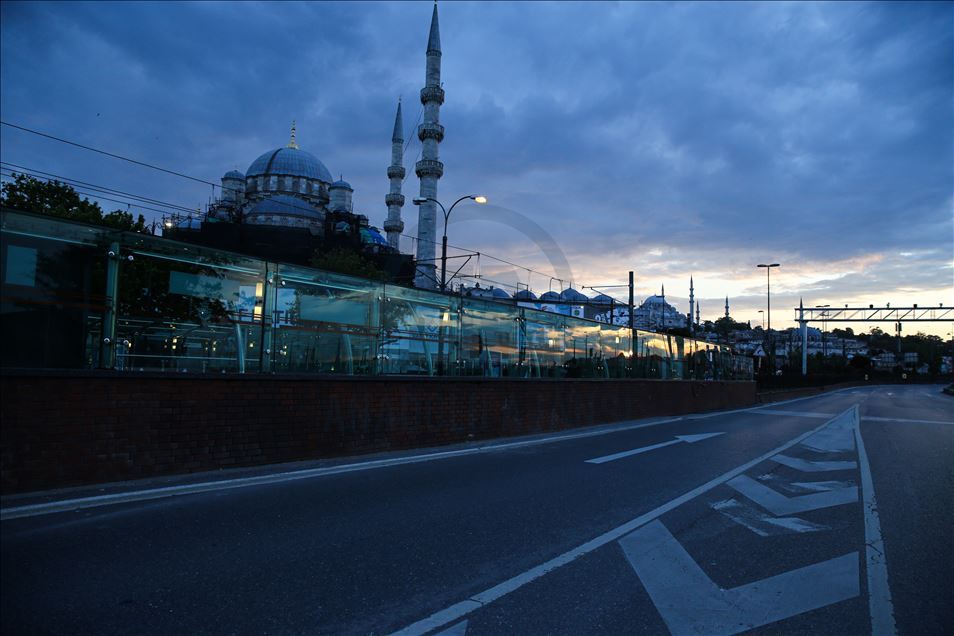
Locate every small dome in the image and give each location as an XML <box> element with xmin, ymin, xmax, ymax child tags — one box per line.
<box><xmin>560</xmin><ymin>287</ymin><xmax>588</xmax><ymax>302</ymax></box>
<box><xmin>513</xmin><ymin>289</ymin><xmax>537</xmax><ymax>301</ymax></box>
<box><xmin>490</xmin><ymin>287</ymin><xmax>511</xmax><ymax>299</ymax></box>
<box><xmin>224</xmin><ymin>170</ymin><xmax>245</xmax><ymax>179</ymax></box>
<box><xmin>248</xmin><ymin>194</ymin><xmax>322</xmax><ymax>218</ymax></box>
<box><xmin>539</xmin><ymin>291</ymin><xmax>561</xmax><ymax>302</ymax></box>
<box><xmin>591</xmin><ymin>293</ymin><xmax>614</xmax><ymax>304</ymax></box>
<box><xmin>247</xmin><ymin>146</ymin><xmax>333</xmax><ymax>183</ymax></box>
<box><xmin>330</xmin><ymin>179</ymin><xmax>353</xmax><ymax>191</ymax></box>
<box><xmin>359</xmin><ymin>227</ymin><xmax>389</xmax><ymax>247</ymax></box>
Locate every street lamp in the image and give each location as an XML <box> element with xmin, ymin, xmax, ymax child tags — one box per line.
<box><xmin>758</xmin><ymin>309</ymin><xmax>765</xmax><ymax>329</ymax></box>
<box><xmin>413</xmin><ymin>195</ymin><xmax>487</xmax><ymax>292</ymax></box>
<box><xmin>756</xmin><ymin>263</ymin><xmax>780</xmax><ymax>330</ymax></box>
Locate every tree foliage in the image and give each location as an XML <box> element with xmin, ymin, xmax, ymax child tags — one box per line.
<box><xmin>1</xmin><ymin>172</ymin><xmax>148</xmax><ymax>232</ymax></box>
<box><xmin>311</xmin><ymin>247</ymin><xmax>387</xmax><ymax>281</ymax></box>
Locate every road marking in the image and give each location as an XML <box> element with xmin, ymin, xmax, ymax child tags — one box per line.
<box><xmin>0</xmin><ymin>416</ymin><xmax>684</xmax><ymax>521</ymax></box>
<box><xmin>619</xmin><ymin>520</ymin><xmax>859</xmax><ymax>635</ymax></box>
<box><xmin>801</xmin><ymin>410</ymin><xmax>856</xmax><ymax>452</ymax></box>
<box><xmin>854</xmin><ymin>409</ymin><xmax>898</xmax><ymax>635</ymax></box>
<box><xmin>388</xmin><ymin>415</ymin><xmax>842</xmax><ymax>636</ymax></box>
<box><xmin>752</xmin><ymin>409</ymin><xmax>835</xmax><ymax>419</ymax></box>
<box><xmin>434</xmin><ymin>620</ymin><xmax>468</xmax><ymax>635</ymax></box>
<box><xmin>862</xmin><ymin>416</ymin><xmax>954</xmax><ymax>426</ymax></box>
<box><xmin>727</xmin><ymin>475</ymin><xmax>858</xmax><ymax>515</ymax></box>
<box><xmin>791</xmin><ymin>480</ymin><xmax>855</xmax><ymax>493</ymax></box>
<box><xmin>712</xmin><ymin>498</ymin><xmax>829</xmax><ymax>536</ymax></box>
<box><xmin>772</xmin><ymin>454</ymin><xmax>858</xmax><ymax>472</ymax></box>
<box><xmin>585</xmin><ymin>432</ymin><xmax>724</xmax><ymax>464</ymax></box>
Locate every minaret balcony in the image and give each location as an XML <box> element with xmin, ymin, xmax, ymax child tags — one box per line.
<box><xmin>385</xmin><ymin>193</ymin><xmax>405</xmax><ymax>207</ymax></box>
<box><xmin>415</xmin><ymin>159</ymin><xmax>444</xmax><ymax>179</ymax></box>
<box><xmin>383</xmin><ymin>218</ymin><xmax>405</xmax><ymax>233</ymax></box>
<box><xmin>420</xmin><ymin>86</ymin><xmax>445</xmax><ymax>105</ymax></box>
<box><xmin>417</xmin><ymin>122</ymin><xmax>445</xmax><ymax>143</ymax></box>
<box><xmin>387</xmin><ymin>166</ymin><xmax>406</xmax><ymax>179</ymax></box>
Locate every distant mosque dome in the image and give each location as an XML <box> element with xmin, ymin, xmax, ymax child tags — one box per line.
<box><xmin>490</xmin><ymin>287</ymin><xmax>512</xmax><ymax>299</ymax></box>
<box><xmin>560</xmin><ymin>288</ymin><xmax>588</xmax><ymax>302</ymax></box>
<box><xmin>539</xmin><ymin>291</ymin><xmax>561</xmax><ymax>302</ymax></box>
<box><xmin>513</xmin><ymin>289</ymin><xmax>537</xmax><ymax>301</ymax></box>
<box><xmin>246</xmin><ymin>146</ymin><xmax>333</xmax><ymax>183</ymax></box>
<box><xmin>643</xmin><ymin>295</ymin><xmax>669</xmax><ymax>306</ymax></box>
<box><xmin>591</xmin><ymin>293</ymin><xmax>614</xmax><ymax>304</ymax></box>
<box><xmin>330</xmin><ymin>178</ymin><xmax>353</xmax><ymax>191</ymax></box>
<box><xmin>223</xmin><ymin>169</ymin><xmax>245</xmax><ymax>179</ymax></box>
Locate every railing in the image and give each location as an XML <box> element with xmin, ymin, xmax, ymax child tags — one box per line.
<box><xmin>0</xmin><ymin>209</ymin><xmax>753</xmax><ymax>380</ymax></box>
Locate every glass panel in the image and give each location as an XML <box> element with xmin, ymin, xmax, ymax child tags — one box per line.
<box><xmin>1</xmin><ymin>211</ymin><xmax>111</xmax><ymax>369</ymax></box>
<box><xmin>114</xmin><ymin>233</ymin><xmax>267</xmax><ymax>373</ymax></box>
<box><xmin>270</xmin><ymin>263</ymin><xmax>380</xmax><ymax>375</ymax></box>
<box><xmin>564</xmin><ymin>317</ymin><xmax>602</xmax><ymax>377</ymax></box>
<box><xmin>460</xmin><ymin>298</ymin><xmax>520</xmax><ymax>377</ymax></box>
<box><xmin>380</xmin><ymin>283</ymin><xmax>458</xmax><ymax>376</ymax></box>
<box><xmin>523</xmin><ymin>309</ymin><xmax>566</xmax><ymax>378</ymax></box>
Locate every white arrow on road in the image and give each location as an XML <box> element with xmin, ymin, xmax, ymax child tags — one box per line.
<box><xmin>585</xmin><ymin>432</ymin><xmax>724</xmax><ymax>464</ymax></box>
<box><xmin>620</xmin><ymin>520</ymin><xmax>859</xmax><ymax>635</ymax></box>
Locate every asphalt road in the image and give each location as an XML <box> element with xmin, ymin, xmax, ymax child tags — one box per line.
<box><xmin>2</xmin><ymin>384</ymin><xmax>951</xmax><ymax>635</ymax></box>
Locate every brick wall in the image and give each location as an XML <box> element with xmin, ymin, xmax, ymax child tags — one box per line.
<box><xmin>1</xmin><ymin>372</ymin><xmax>756</xmax><ymax>494</ymax></box>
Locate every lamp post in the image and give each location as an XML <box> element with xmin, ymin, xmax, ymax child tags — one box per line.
<box><xmin>819</xmin><ymin>304</ymin><xmax>830</xmax><ymax>359</ymax></box>
<box><xmin>758</xmin><ymin>309</ymin><xmax>765</xmax><ymax>329</ymax></box>
<box><xmin>757</xmin><ymin>263</ymin><xmax>779</xmax><ymax>369</ymax></box>
<box><xmin>413</xmin><ymin>195</ymin><xmax>487</xmax><ymax>292</ymax></box>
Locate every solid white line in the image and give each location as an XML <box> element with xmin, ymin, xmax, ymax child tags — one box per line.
<box><xmin>388</xmin><ymin>411</ymin><xmax>846</xmax><ymax>636</ymax></box>
<box><xmin>862</xmin><ymin>416</ymin><xmax>954</xmax><ymax>426</ymax></box>
<box><xmin>0</xmin><ymin>417</ymin><xmax>683</xmax><ymax>521</ymax></box>
<box><xmin>753</xmin><ymin>409</ymin><xmax>836</xmax><ymax>419</ymax></box>
<box><xmin>585</xmin><ymin>439</ymin><xmax>681</xmax><ymax>464</ymax></box>
<box><xmin>854</xmin><ymin>408</ymin><xmax>899</xmax><ymax>635</ymax></box>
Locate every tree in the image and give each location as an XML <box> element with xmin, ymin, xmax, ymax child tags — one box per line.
<box><xmin>1</xmin><ymin>172</ymin><xmax>148</xmax><ymax>232</ymax></box>
<box><xmin>311</xmin><ymin>247</ymin><xmax>387</xmax><ymax>281</ymax></box>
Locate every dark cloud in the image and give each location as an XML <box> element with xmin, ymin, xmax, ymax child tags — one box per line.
<box><xmin>2</xmin><ymin>1</ymin><xmax>951</xmax><ymax>324</ymax></box>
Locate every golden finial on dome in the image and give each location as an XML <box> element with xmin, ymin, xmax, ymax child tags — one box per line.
<box><xmin>287</xmin><ymin>120</ymin><xmax>299</xmax><ymax>149</ymax></box>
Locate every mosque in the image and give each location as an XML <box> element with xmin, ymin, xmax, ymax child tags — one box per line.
<box><xmin>163</xmin><ymin>3</ymin><xmax>450</xmax><ymax>284</ymax></box>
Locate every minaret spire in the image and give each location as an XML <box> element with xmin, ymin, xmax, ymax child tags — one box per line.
<box><xmin>696</xmin><ymin>301</ymin><xmax>701</xmax><ymax>325</ymax></box>
<box><xmin>414</xmin><ymin>1</ymin><xmax>446</xmax><ymax>288</ymax></box>
<box><xmin>688</xmin><ymin>276</ymin><xmax>695</xmax><ymax>333</ymax></box>
<box><xmin>287</xmin><ymin>120</ymin><xmax>298</xmax><ymax>149</ymax></box>
<box><xmin>384</xmin><ymin>99</ymin><xmax>406</xmax><ymax>250</ymax></box>
<box><xmin>725</xmin><ymin>296</ymin><xmax>730</xmax><ymax>319</ymax></box>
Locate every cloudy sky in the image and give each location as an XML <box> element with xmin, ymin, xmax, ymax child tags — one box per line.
<box><xmin>1</xmin><ymin>1</ymin><xmax>951</xmax><ymax>334</ymax></box>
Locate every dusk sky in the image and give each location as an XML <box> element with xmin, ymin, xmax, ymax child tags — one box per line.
<box><xmin>1</xmin><ymin>1</ymin><xmax>951</xmax><ymax>334</ymax></box>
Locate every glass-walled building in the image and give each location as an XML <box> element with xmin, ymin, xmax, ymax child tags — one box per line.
<box><xmin>1</xmin><ymin>210</ymin><xmax>753</xmax><ymax>380</ymax></box>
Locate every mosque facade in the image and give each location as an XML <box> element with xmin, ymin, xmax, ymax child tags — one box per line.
<box><xmin>163</xmin><ymin>4</ymin><xmax>448</xmax><ymax>285</ymax></box>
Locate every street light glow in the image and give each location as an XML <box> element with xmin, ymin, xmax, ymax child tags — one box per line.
<box><xmin>473</xmin><ymin>195</ymin><xmax>488</xmax><ymax>204</ymax></box>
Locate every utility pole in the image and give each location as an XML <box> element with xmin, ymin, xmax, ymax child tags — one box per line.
<box><xmin>628</xmin><ymin>271</ymin><xmax>635</xmax><ymax>331</ymax></box>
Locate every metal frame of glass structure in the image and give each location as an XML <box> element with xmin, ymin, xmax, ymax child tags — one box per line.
<box><xmin>1</xmin><ymin>209</ymin><xmax>753</xmax><ymax>380</ymax></box>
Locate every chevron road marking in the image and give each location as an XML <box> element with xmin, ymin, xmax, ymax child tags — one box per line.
<box><xmin>619</xmin><ymin>520</ymin><xmax>859</xmax><ymax>636</ymax></box>
<box><xmin>771</xmin><ymin>454</ymin><xmax>858</xmax><ymax>472</ymax></box>
<box><xmin>711</xmin><ymin>498</ymin><xmax>830</xmax><ymax>536</ymax></box>
<box><xmin>585</xmin><ymin>432</ymin><xmax>724</xmax><ymax>464</ymax></box>
<box><xmin>726</xmin><ymin>474</ymin><xmax>858</xmax><ymax>515</ymax></box>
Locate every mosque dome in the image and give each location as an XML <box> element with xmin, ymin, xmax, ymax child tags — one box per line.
<box><xmin>246</xmin><ymin>146</ymin><xmax>333</xmax><ymax>183</ymax></box>
<box><xmin>330</xmin><ymin>179</ymin><xmax>353</xmax><ymax>191</ymax></box>
<box><xmin>490</xmin><ymin>287</ymin><xmax>512</xmax><ymax>299</ymax></box>
<box><xmin>560</xmin><ymin>288</ymin><xmax>588</xmax><ymax>302</ymax></box>
<box><xmin>539</xmin><ymin>291</ymin><xmax>561</xmax><ymax>302</ymax></box>
<box><xmin>513</xmin><ymin>289</ymin><xmax>537</xmax><ymax>301</ymax></box>
<box><xmin>591</xmin><ymin>293</ymin><xmax>614</xmax><ymax>304</ymax></box>
<box><xmin>248</xmin><ymin>194</ymin><xmax>322</xmax><ymax>219</ymax></box>
<box><xmin>223</xmin><ymin>169</ymin><xmax>245</xmax><ymax>179</ymax></box>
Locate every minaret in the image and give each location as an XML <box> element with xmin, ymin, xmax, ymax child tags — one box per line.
<box><xmin>414</xmin><ymin>1</ymin><xmax>445</xmax><ymax>289</ymax></box>
<box><xmin>725</xmin><ymin>296</ymin><xmax>730</xmax><ymax>319</ymax></box>
<box><xmin>384</xmin><ymin>99</ymin><xmax>405</xmax><ymax>250</ymax></box>
<box><xmin>288</xmin><ymin>121</ymin><xmax>298</xmax><ymax>149</ymax></box>
<box><xmin>696</xmin><ymin>301</ymin><xmax>701</xmax><ymax>325</ymax></box>
<box><xmin>688</xmin><ymin>276</ymin><xmax>695</xmax><ymax>332</ymax></box>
